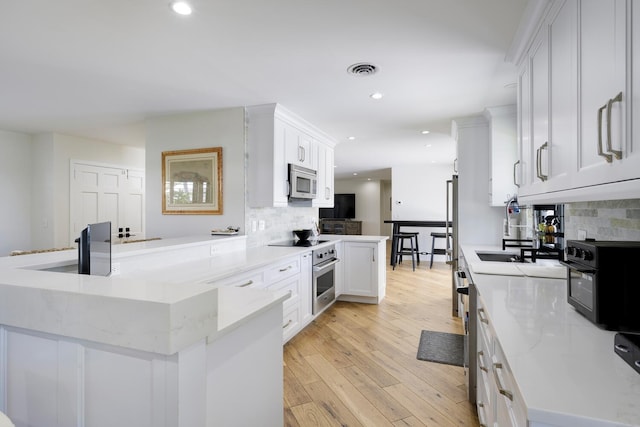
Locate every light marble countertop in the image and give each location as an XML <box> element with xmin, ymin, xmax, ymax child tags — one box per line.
<box><xmin>462</xmin><ymin>245</ymin><xmax>640</xmax><ymax>427</ymax></box>
<box><xmin>0</xmin><ymin>236</ymin><xmax>310</xmax><ymax>355</ymax></box>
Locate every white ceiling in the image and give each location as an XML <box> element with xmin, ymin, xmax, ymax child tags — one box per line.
<box><xmin>0</xmin><ymin>0</ymin><xmax>527</xmax><ymax>180</ymax></box>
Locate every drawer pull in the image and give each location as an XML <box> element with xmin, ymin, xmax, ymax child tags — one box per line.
<box><xmin>279</xmin><ymin>265</ymin><xmax>293</xmax><ymax>272</ymax></box>
<box><xmin>635</xmin><ymin>360</ymin><xmax>640</xmax><ymax>368</ymax></box>
<box><xmin>478</xmin><ymin>308</ymin><xmax>489</xmax><ymax>324</ymax></box>
<box><xmin>238</xmin><ymin>280</ymin><xmax>253</xmax><ymax>288</ymax></box>
<box><xmin>615</xmin><ymin>344</ymin><xmax>630</xmax><ymax>353</ymax></box>
<box><xmin>477</xmin><ymin>402</ymin><xmax>487</xmax><ymax>427</ymax></box>
<box><xmin>282</xmin><ymin>319</ymin><xmax>293</xmax><ymax>329</ymax></box>
<box><xmin>478</xmin><ymin>351</ymin><xmax>489</xmax><ymax>373</ymax></box>
<box><xmin>493</xmin><ymin>363</ymin><xmax>514</xmax><ymax>401</ymax></box>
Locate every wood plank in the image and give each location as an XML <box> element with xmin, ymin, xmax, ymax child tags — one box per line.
<box><xmin>283</xmin><ymin>257</ymin><xmax>480</xmax><ymax>427</ymax></box>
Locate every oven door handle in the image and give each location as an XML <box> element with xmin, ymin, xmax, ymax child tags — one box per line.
<box><xmin>313</xmin><ymin>259</ymin><xmax>339</xmax><ymax>272</ymax></box>
<box><xmin>560</xmin><ymin>260</ymin><xmax>596</xmax><ymax>274</ymax></box>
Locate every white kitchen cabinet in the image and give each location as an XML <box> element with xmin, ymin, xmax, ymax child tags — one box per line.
<box><xmin>246</xmin><ymin>103</ymin><xmax>336</xmax><ymax>208</ymax></box>
<box><xmin>313</xmin><ymin>141</ymin><xmax>335</xmax><ymax>208</ymax></box>
<box><xmin>485</xmin><ymin>105</ymin><xmax>518</xmax><ymax>206</ymax></box>
<box><xmin>339</xmin><ymin>241</ymin><xmax>386</xmax><ymax>304</ymax></box>
<box><xmin>284</xmin><ymin>123</ymin><xmax>316</xmax><ymax>169</ymax></box>
<box><xmin>512</xmin><ymin>0</ymin><xmax>640</xmax><ymax>203</ymax></box>
<box><xmin>576</xmin><ymin>0</ymin><xmax>628</xmax><ymax>187</ymax></box>
<box><xmin>476</xmin><ymin>291</ymin><xmax>527</xmax><ymax>427</ymax></box>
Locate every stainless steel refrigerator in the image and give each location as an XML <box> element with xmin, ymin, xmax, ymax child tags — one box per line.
<box><xmin>446</xmin><ymin>175</ymin><xmax>459</xmax><ymax>317</ymax></box>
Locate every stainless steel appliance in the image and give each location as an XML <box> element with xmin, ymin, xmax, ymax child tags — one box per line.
<box><xmin>562</xmin><ymin>240</ymin><xmax>640</xmax><ymax>332</ymax></box>
<box><xmin>312</xmin><ymin>243</ymin><xmax>338</xmax><ymax>314</ymax></box>
<box><xmin>288</xmin><ymin>164</ymin><xmax>317</xmax><ymax>200</ymax></box>
<box><xmin>446</xmin><ymin>175</ymin><xmax>459</xmax><ymax>317</ymax></box>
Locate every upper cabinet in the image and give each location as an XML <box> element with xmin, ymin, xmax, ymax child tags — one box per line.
<box><xmin>485</xmin><ymin>105</ymin><xmax>518</xmax><ymax>206</ymax></box>
<box><xmin>246</xmin><ymin>104</ymin><xmax>337</xmax><ymax>208</ymax></box>
<box><xmin>511</xmin><ymin>0</ymin><xmax>640</xmax><ymax>203</ymax></box>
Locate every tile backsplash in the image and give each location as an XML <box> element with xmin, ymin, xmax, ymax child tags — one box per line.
<box><xmin>245</xmin><ymin>206</ymin><xmax>318</xmax><ymax>248</ymax></box>
<box><xmin>565</xmin><ymin>199</ymin><xmax>640</xmax><ymax>241</ymax></box>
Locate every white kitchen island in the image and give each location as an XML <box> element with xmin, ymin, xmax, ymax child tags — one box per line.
<box><xmin>0</xmin><ymin>236</ymin><xmax>308</xmax><ymax>427</ymax></box>
<box><xmin>462</xmin><ymin>245</ymin><xmax>640</xmax><ymax>427</ymax></box>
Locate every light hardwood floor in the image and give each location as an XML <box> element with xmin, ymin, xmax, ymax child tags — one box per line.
<box><xmin>283</xmin><ymin>250</ymin><xmax>479</xmax><ymax>426</ymax></box>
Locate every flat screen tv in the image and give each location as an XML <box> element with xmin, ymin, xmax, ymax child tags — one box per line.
<box><xmin>75</xmin><ymin>221</ymin><xmax>112</xmax><ymax>276</ymax></box>
<box><xmin>319</xmin><ymin>193</ymin><xmax>356</xmax><ymax>219</ymax></box>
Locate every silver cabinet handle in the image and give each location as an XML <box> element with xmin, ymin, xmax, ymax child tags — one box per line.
<box><xmin>477</xmin><ymin>402</ymin><xmax>488</xmax><ymax>427</ymax></box>
<box><xmin>478</xmin><ymin>351</ymin><xmax>489</xmax><ymax>373</ymax></box>
<box><xmin>606</xmin><ymin>92</ymin><xmax>623</xmax><ymax>160</ymax></box>
<box><xmin>282</xmin><ymin>319</ymin><xmax>293</xmax><ymax>329</ymax></box>
<box><xmin>597</xmin><ymin>103</ymin><xmax>613</xmax><ymax>163</ymax></box>
<box><xmin>493</xmin><ymin>363</ymin><xmax>514</xmax><ymax>401</ymax></box>
<box><xmin>615</xmin><ymin>344</ymin><xmax>630</xmax><ymax>353</ymax></box>
<box><xmin>513</xmin><ymin>160</ymin><xmax>520</xmax><ymax>187</ymax></box>
<box><xmin>536</xmin><ymin>142</ymin><xmax>548</xmax><ymax>181</ymax></box>
<box><xmin>279</xmin><ymin>265</ymin><xmax>293</xmax><ymax>272</ymax></box>
<box><xmin>453</xmin><ymin>158</ymin><xmax>458</xmax><ymax>173</ymax></box>
<box><xmin>238</xmin><ymin>280</ymin><xmax>253</xmax><ymax>288</ymax></box>
<box><xmin>478</xmin><ymin>308</ymin><xmax>489</xmax><ymax>324</ymax></box>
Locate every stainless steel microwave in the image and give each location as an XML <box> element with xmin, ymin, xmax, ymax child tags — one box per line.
<box><xmin>288</xmin><ymin>164</ymin><xmax>317</xmax><ymax>200</ymax></box>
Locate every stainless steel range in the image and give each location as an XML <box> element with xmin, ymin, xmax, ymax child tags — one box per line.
<box><xmin>312</xmin><ymin>243</ymin><xmax>339</xmax><ymax>314</ymax></box>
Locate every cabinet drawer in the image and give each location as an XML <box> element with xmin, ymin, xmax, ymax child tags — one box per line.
<box><xmin>267</xmin><ymin>275</ymin><xmax>301</xmax><ymax>304</ymax></box>
<box><xmin>282</xmin><ymin>304</ymin><xmax>300</xmax><ymax>343</ymax></box>
<box><xmin>492</xmin><ymin>342</ymin><xmax>527</xmax><ymax>427</ymax></box>
<box><xmin>265</xmin><ymin>257</ymin><xmax>300</xmax><ymax>284</ymax></box>
<box><xmin>202</xmin><ymin>269</ymin><xmax>265</xmax><ymax>289</ymax></box>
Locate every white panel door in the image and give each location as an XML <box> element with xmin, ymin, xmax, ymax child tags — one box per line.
<box><xmin>70</xmin><ymin>162</ymin><xmax>145</xmax><ymax>245</ymax></box>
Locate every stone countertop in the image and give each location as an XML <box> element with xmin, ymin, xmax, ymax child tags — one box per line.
<box><xmin>462</xmin><ymin>245</ymin><xmax>640</xmax><ymax>427</ymax></box>
<box><xmin>0</xmin><ymin>236</ymin><xmax>307</xmax><ymax>355</ymax></box>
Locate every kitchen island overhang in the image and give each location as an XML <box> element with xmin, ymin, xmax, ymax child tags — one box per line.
<box><xmin>0</xmin><ymin>236</ymin><xmax>295</xmax><ymax>427</ymax></box>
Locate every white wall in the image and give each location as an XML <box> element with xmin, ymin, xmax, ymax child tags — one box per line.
<box><xmin>0</xmin><ymin>130</ymin><xmax>33</xmax><ymax>256</ymax></box>
<box><xmin>334</xmin><ymin>180</ymin><xmax>381</xmax><ymax>235</ymax></box>
<box><xmin>48</xmin><ymin>133</ymin><xmax>145</xmax><ymax>247</ymax></box>
<box><xmin>391</xmin><ymin>164</ymin><xmax>454</xmax><ymax>259</ymax></box>
<box><xmin>145</xmin><ymin>108</ymin><xmax>245</xmax><ymax>238</ymax></box>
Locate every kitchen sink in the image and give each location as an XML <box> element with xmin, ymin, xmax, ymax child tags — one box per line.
<box><xmin>475</xmin><ymin>251</ymin><xmax>527</xmax><ymax>263</ymax></box>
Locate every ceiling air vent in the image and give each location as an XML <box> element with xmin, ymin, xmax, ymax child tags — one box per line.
<box><xmin>347</xmin><ymin>62</ymin><xmax>378</xmax><ymax>76</ymax></box>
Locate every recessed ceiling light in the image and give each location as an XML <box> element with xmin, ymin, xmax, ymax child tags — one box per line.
<box><xmin>370</xmin><ymin>92</ymin><xmax>383</xmax><ymax>100</ymax></box>
<box><xmin>426</xmin><ymin>144</ymin><xmax>432</xmax><ymax>148</ymax></box>
<box><xmin>421</xmin><ymin>130</ymin><xmax>430</xmax><ymax>134</ymax></box>
<box><xmin>347</xmin><ymin>136</ymin><xmax>356</xmax><ymax>141</ymax></box>
<box><xmin>353</xmin><ymin>172</ymin><xmax>358</xmax><ymax>176</ymax></box>
<box><xmin>170</xmin><ymin>1</ymin><xmax>192</xmax><ymax>15</ymax></box>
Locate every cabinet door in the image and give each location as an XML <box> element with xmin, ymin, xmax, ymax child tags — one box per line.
<box><xmin>285</xmin><ymin>124</ymin><xmax>315</xmax><ymax>169</ymax></box>
<box><xmin>343</xmin><ymin>242</ymin><xmax>377</xmax><ymax>296</ymax></box>
<box><xmin>548</xmin><ymin>0</ymin><xmax>578</xmax><ymax>191</ymax></box>
<box><xmin>530</xmin><ymin>24</ymin><xmax>551</xmax><ymax>193</ymax></box>
<box><xmin>577</xmin><ymin>0</ymin><xmax>628</xmax><ymax>185</ymax></box>
<box><xmin>517</xmin><ymin>60</ymin><xmax>534</xmax><ymax>194</ymax></box>
<box><xmin>313</xmin><ymin>142</ymin><xmax>334</xmax><ymax>207</ymax></box>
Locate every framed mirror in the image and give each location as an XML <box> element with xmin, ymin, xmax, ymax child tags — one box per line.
<box><xmin>162</xmin><ymin>147</ymin><xmax>223</xmax><ymax>215</ymax></box>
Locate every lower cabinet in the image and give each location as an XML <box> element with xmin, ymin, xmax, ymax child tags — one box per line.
<box><xmin>339</xmin><ymin>241</ymin><xmax>386</xmax><ymax>304</ymax></box>
<box><xmin>476</xmin><ymin>291</ymin><xmax>527</xmax><ymax>427</ymax></box>
<box><xmin>204</xmin><ymin>252</ymin><xmax>312</xmax><ymax>343</ymax></box>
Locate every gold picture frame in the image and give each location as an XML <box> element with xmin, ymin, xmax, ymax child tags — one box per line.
<box><xmin>162</xmin><ymin>147</ymin><xmax>223</xmax><ymax>215</ymax></box>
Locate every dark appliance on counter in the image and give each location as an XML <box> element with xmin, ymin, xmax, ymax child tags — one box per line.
<box><xmin>75</xmin><ymin>221</ymin><xmax>112</xmax><ymax>276</ymax></box>
<box><xmin>288</xmin><ymin>164</ymin><xmax>317</xmax><ymax>200</ymax></box>
<box><xmin>312</xmin><ymin>243</ymin><xmax>338</xmax><ymax>314</ymax></box>
<box><xmin>561</xmin><ymin>240</ymin><xmax>640</xmax><ymax>332</ymax></box>
<box><xmin>269</xmin><ymin>239</ymin><xmax>328</xmax><ymax>248</ymax></box>
<box><xmin>614</xmin><ymin>333</ymin><xmax>640</xmax><ymax>375</ymax></box>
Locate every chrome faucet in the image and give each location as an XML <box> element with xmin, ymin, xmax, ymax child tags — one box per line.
<box><xmin>504</xmin><ymin>195</ymin><xmax>520</xmax><ymax>236</ymax></box>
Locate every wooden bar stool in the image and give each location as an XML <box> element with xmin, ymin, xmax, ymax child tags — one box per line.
<box><xmin>393</xmin><ymin>232</ymin><xmax>419</xmax><ymax>271</ymax></box>
<box><xmin>429</xmin><ymin>232</ymin><xmax>450</xmax><ymax>268</ymax></box>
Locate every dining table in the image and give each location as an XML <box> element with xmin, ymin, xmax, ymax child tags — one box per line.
<box><xmin>384</xmin><ymin>220</ymin><xmax>452</xmax><ymax>266</ymax></box>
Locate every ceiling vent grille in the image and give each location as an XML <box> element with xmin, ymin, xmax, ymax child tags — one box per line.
<box><xmin>347</xmin><ymin>63</ymin><xmax>378</xmax><ymax>76</ymax></box>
